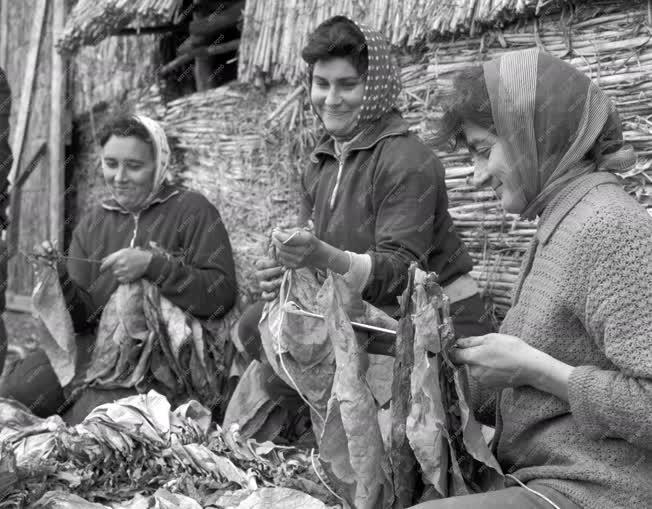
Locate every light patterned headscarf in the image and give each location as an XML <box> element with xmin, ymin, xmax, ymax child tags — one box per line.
<box><xmin>307</xmin><ymin>16</ymin><xmax>402</xmax><ymax>139</ymax></box>
<box><xmin>103</xmin><ymin>114</ymin><xmax>171</xmax><ymax>211</ymax></box>
<box><xmin>132</xmin><ymin>114</ymin><xmax>171</xmax><ymax>205</ymax></box>
<box><xmin>483</xmin><ymin>48</ymin><xmax>636</xmax><ymax>220</ymax></box>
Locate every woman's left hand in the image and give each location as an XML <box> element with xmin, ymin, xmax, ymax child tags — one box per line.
<box><xmin>271</xmin><ymin>228</ymin><xmax>322</xmax><ymax>269</ymax></box>
<box><xmin>100</xmin><ymin>248</ymin><xmax>153</xmax><ymax>284</ymax></box>
<box><xmin>450</xmin><ymin>333</ymin><xmax>539</xmax><ymax>390</ymax></box>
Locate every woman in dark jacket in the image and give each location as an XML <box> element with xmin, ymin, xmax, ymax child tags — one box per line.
<box><xmin>0</xmin><ymin>114</ymin><xmax>237</xmax><ymax>421</ymax></box>
<box><xmin>234</xmin><ymin>16</ymin><xmax>492</xmax><ymax>432</ymax></box>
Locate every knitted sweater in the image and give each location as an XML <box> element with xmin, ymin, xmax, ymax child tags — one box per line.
<box><xmin>487</xmin><ymin>172</ymin><xmax>652</xmax><ymax>509</ymax></box>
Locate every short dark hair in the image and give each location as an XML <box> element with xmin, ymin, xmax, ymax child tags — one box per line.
<box><xmin>98</xmin><ymin>114</ymin><xmax>153</xmax><ymax>149</ymax></box>
<box><xmin>301</xmin><ymin>16</ymin><xmax>368</xmax><ymax>77</ymax></box>
<box><xmin>431</xmin><ymin>65</ymin><xmax>494</xmax><ymax>149</ymax></box>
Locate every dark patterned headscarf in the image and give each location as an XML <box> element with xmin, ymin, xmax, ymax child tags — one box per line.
<box><xmin>352</xmin><ymin>21</ymin><xmax>401</xmax><ymax>129</ymax></box>
<box><xmin>307</xmin><ymin>16</ymin><xmax>402</xmax><ymax>138</ymax></box>
<box><xmin>483</xmin><ymin>48</ymin><xmax>636</xmax><ymax>220</ymax></box>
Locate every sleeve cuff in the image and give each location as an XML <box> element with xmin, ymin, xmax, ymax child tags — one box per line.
<box><xmin>144</xmin><ymin>253</ymin><xmax>170</xmax><ymax>284</ymax></box>
<box><xmin>342</xmin><ymin>251</ymin><xmax>372</xmax><ymax>293</ymax></box>
<box><xmin>568</xmin><ymin>365</ymin><xmax>608</xmax><ymax>439</ymax></box>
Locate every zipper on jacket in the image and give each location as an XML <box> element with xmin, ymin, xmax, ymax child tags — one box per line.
<box><xmin>129</xmin><ymin>212</ymin><xmax>140</xmax><ymax>248</ymax></box>
<box><xmin>329</xmin><ymin>156</ymin><xmax>345</xmax><ymax>211</ymax></box>
<box><xmin>325</xmin><ymin>130</ymin><xmax>404</xmax><ymax>211</ymax></box>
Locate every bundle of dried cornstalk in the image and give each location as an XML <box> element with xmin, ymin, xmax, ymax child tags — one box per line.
<box><xmin>238</xmin><ymin>0</ymin><xmax>626</xmax><ymax>83</ymax></box>
<box><xmin>57</xmin><ymin>0</ymin><xmax>183</xmax><ymax>54</ymax></box>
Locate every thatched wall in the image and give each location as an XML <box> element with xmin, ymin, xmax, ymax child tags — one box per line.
<box><xmin>238</xmin><ymin>0</ymin><xmax>577</xmax><ymax>83</ymax></box>
<box><xmin>58</xmin><ymin>0</ymin><xmax>183</xmax><ymax>55</ymax></box>
<box><xmin>69</xmin><ymin>34</ymin><xmax>164</xmax><ymax>117</ymax></box>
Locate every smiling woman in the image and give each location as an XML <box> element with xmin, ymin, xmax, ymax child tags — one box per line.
<box><xmin>0</xmin><ymin>114</ymin><xmax>238</xmax><ymax>423</ymax></box>
<box><xmin>229</xmin><ymin>16</ymin><xmax>491</xmax><ymax>442</ymax></box>
<box><xmin>101</xmin><ymin>133</ymin><xmax>157</xmax><ymax>212</ymax></box>
<box><xmin>416</xmin><ymin>49</ymin><xmax>652</xmax><ymax>509</ymax></box>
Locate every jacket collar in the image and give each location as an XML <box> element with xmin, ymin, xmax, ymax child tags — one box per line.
<box><xmin>310</xmin><ymin>111</ymin><xmax>409</xmax><ymax>162</ymax></box>
<box><xmin>101</xmin><ymin>185</ymin><xmax>180</xmax><ymax>214</ymax></box>
<box><xmin>536</xmin><ymin>172</ymin><xmax>620</xmax><ymax>245</ymax></box>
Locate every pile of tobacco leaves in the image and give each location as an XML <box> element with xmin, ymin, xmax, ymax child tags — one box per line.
<box><xmin>0</xmin><ymin>392</ymin><xmax>340</xmax><ymax>509</ymax></box>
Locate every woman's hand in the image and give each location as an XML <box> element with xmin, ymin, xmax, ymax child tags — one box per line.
<box><xmin>254</xmin><ymin>257</ymin><xmax>284</xmax><ymax>301</ymax></box>
<box><xmin>450</xmin><ymin>333</ymin><xmax>573</xmax><ymax>400</ymax></box>
<box><xmin>100</xmin><ymin>248</ymin><xmax>153</xmax><ymax>284</ymax></box>
<box><xmin>271</xmin><ymin>228</ymin><xmax>323</xmax><ymax>269</ymax></box>
<box><xmin>32</xmin><ymin>240</ymin><xmax>65</xmax><ymax>277</ymax></box>
<box><xmin>34</xmin><ymin>240</ymin><xmax>58</xmax><ymax>262</ymax></box>
<box><xmin>450</xmin><ymin>333</ymin><xmax>538</xmax><ymax>390</ymax></box>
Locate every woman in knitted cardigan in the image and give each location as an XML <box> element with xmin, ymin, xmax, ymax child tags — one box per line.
<box><xmin>411</xmin><ymin>49</ymin><xmax>651</xmax><ymax>508</ymax></box>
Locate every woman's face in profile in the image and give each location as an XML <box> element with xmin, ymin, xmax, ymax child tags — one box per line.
<box><xmin>102</xmin><ymin>135</ymin><xmax>156</xmax><ymax>211</ymax></box>
<box><xmin>462</xmin><ymin>122</ymin><xmax>528</xmax><ymax>214</ymax></box>
<box><xmin>311</xmin><ymin>56</ymin><xmax>366</xmax><ymax>139</ymax></box>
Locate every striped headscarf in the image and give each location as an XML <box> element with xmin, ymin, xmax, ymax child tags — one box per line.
<box><xmin>307</xmin><ymin>16</ymin><xmax>402</xmax><ymax>138</ymax></box>
<box><xmin>483</xmin><ymin>48</ymin><xmax>636</xmax><ymax>220</ymax></box>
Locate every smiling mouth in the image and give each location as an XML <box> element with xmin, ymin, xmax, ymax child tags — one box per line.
<box><xmin>323</xmin><ymin>110</ymin><xmax>351</xmax><ymax>117</ymax></box>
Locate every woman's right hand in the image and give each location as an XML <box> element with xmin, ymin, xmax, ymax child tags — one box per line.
<box><xmin>254</xmin><ymin>257</ymin><xmax>284</xmax><ymax>301</ymax></box>
<box><xmin>32</xmin><ymin>240</ymin><xmax>65</xmax><ymax>277</ymax></box>
<box><xmin>34</xmin><ymin>240</ymin><xmax>57</xmax><ymax>260</ymax></box>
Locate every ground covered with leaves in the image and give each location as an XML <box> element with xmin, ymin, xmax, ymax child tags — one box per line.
<box><xmin>0</xmin><ymin>390</ymin><xmax>340</xmax><ymax>508</ymax></box>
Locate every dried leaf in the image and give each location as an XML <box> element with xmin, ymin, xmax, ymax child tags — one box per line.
<box><xmin>31</xmin><ymin>266</ymin><xmax>77</xmax><ymax>386</ymax></box>
<box><xmin>406</xmin><ymin>270</ymin><xmax>503</xmax><ymax>498</ymax></box>
<box><xmin>317</xmin><ymin>274</ymin><xmax>393</xmax><ymax>509</ymax></box>
<box><xmin>33</xmin><ymin>491</ymin><xmax>110</xmax><ymax>508</ymax></box>
<box><xmin>235</xmin><ymin>487</ymin><xmax>328</xmax><ymax>509</ymax></box>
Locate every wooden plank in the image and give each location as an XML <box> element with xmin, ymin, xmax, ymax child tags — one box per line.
<box><xmin>7</xmin><ymin>0</ymin><xmax>48</xmax><ymax>185</ymax></box>
<box><xmin>6</xmin><ymin>142</ymin><xmax>47</xmax><ymax>258</ymax></box>
<box><xmin>0</xmin><ymin>0</ymin><xmax>7</xmax><ymax>69</ymax></box>
<box><xmin>49</xmin><ymin>0</ymin><xmax>65</xmax><ymax>247</ymax></box>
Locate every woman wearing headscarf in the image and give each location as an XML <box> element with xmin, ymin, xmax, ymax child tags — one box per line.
<box><xmin>0</xmin><ymin>114</ymin><xmax>237</xmax><ymax>422</ymax></box>
<box><xmin>409</xmin><ymin>49</ymin><xmax>651</xmax><ymax>508</ymax></box>
<box><xmin>231</xmin><ymin>16</ymin><xmax>491</xmax><ymax>437</ymax></box>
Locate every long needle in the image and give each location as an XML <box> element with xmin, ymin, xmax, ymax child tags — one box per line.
<box><xmin>283</xmin><ymin>301</ymin><xmax>397</xmax><ymax>336</ymax></box>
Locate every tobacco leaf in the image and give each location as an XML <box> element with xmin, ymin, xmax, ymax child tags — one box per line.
<box><xmin>317</xmin><ymin>274</ymin><xmax>394</xmax><ymax>509</ymax></box>
<box><xmin>234</xmin><ymin>487</ymin><xmax>329</xmax><ymax>509</ymax></box>
<box><xmin>31</xmin><ymin>266</ymin><xmax>77</xmax><ymax>386</ymax></box>
<box><xmin>406</xmin><ymin>269</ymin><xmax>503</xmax><ymax>498</ymax></box>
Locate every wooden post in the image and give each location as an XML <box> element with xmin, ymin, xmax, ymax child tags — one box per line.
<box><xmin>0</xmin><ymin>0</ymin><xmax>8</xmax><ymax>69</ymax></box>
<box><xmin>49</xmin><ymin>0</ymin><xmax>65</xmax><ymax>247</ymax></box>
<box><xmin>7</xmin><ymin>0</ymin><xmax>48</xmax><ymax>185</ymax></box>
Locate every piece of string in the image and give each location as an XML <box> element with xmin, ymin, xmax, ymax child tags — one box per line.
<box><xmin>310</xmin><ymin>448</ymin><xmax>347</xmax><ymax>505</ymax></box>
<box><xmin>21</xmin><ymin>250</ymin><xmax>104</xmax><ymax>264</ymax></box>
<box><xmin>505</xmin><ymin>474</ymin><xmax>561</xmax><ymax>509</ymax></box>
<box><xmin>274</xmin><ymin>269</ymin><xmax>326</xmax><ymax>426</ymax></box>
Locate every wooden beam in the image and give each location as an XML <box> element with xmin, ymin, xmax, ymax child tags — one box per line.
<box><xmin>115</xmin><ymin>24</ymin><xmax>181</xmax><ymax>36</ymax></box>
<box><xmin>0</xmin><ymin>0</ymin><xmax>7</xmax><ymax>69</ymax></box>
<box><xmin>6</xmin><ymin>143</ymin><xmax>47</xmax><ymax>260</ymax></box>
<box><xmin>7</xmin><ymin>0</ymin><xmax>48</xmax><ymax>185</ymax></box>
<box><xmin>49</xmin><ymin>0</ymin><xmax>65</xmax><ymax>247</ymax></box>
<box><xmin>159</xmin><ymin>38</ymin><xmax>240</xmax><ymax>76</ymax></box>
